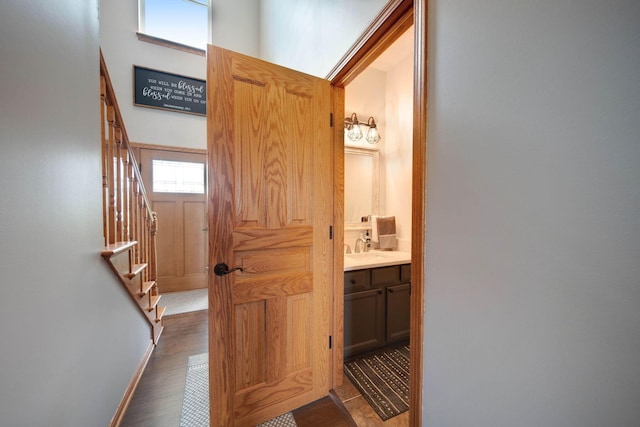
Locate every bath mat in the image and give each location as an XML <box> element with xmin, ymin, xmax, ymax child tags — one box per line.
<box><xmin>343</xmin><ymin>345</ymin><xmax>410</xmax><ymax>420</ymax></box>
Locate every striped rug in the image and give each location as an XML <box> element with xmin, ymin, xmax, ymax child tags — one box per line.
<box><xmin>343</xmin><ymin>345</ymin><xmax>410</xmax><ymax>420</ymax></box>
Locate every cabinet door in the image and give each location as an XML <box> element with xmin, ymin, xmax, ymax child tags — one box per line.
<box><xmin>344</xmin><ymin>288</ymin><xmax>385</xmax><ymax>359</ymax></box>
<box><xmin>386</xmin><ymin>283</ymin><xmax>411</xmax><ymax>343</ymax></box>
<box><xmin>400</xmin><ymin>264</ymin><xmax>411</xmax><ymax>283</ymax></box>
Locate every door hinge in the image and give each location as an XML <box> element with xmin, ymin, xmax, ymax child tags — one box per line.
<box><xmin>329</xmin><ymin>335</ymin><xmax>333</xmax><ymax>349</ymax></box>
<box><xmin>330</xmin><ymin>113</ymin><xmax>334</xmax><ymax>127</ymax></box>
<box><xmin>329</xmin><ymin>225</ymin><xmax>333</xmax><ymax>240</ymax></box>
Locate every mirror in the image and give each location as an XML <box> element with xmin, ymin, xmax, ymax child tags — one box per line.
<box><xmin>344</xmin><ymin>147</ymin><xmax>379</xmax><ymax>227</ymax></box>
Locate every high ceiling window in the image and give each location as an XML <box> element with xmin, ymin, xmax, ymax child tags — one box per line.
<box><xmin>139</xmin><ymin>0</ymin><xmax>209</xmax><ymax>49</ymax></box>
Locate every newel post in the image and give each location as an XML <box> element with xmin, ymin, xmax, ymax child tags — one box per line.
<box><xmin>150</xmin><ymin>212</ymin><xmax>158</xmax><ymax>284</ymax></box>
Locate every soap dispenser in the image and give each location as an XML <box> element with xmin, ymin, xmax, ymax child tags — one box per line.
<box><xmin>355</xmin><ymin>233</ymin><xmax>366</xmax><ymax>253</ymax></box>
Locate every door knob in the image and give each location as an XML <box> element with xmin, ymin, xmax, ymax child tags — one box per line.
<box><xmin>213</xmin><ymin>263</ymin><xmax>243</xmax><ymax>276</ymax></box>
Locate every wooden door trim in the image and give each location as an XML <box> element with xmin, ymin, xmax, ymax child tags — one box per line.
<box><xmin>331</xmin><ymin>86</ymin><xmax>345</xmax><ymax>389</ymax></box>
<box><xmin>327</xmin><ymin>1</ymin><xmax>426</xmax><ymax>426</ymax></box>
<box><xmin>326</xmin><ymin>0</ymin><xmax>414</xmax><ymax>87</ymax></box>
<box><xmin>410</xmin><ymin>2</ymin><xmax>427</xmax><ymax>426</ymax></box>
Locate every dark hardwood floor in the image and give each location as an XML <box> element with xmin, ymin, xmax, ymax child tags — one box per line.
<box><xmin>120</xmin><ymin>310</ymin><xmax>362</xmax><ymax>426</ymax></box>
<box><xmin>121</xmin><ymin>310</ymin><xmax>209</xmax><ymax>427</ymax></box>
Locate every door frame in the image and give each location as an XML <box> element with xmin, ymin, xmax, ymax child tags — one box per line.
<box><xmin>327</xmin><ymin>1</ymin><xmax>426</xmax><ymax>425</ymax></box>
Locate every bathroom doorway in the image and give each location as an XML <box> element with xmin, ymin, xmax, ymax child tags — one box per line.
<box><xmin>336</xmin><ymin>26</ymin><xmax>414</xmax><ymax>426</ymax></box>
<box><xmin>328</xmin><ymin>0</ymin><xmax>427</xmax><ymax>426</ymax></box>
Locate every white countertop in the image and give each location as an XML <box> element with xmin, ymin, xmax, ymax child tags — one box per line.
<box><xmin>343</xmin><ymin>250</ymin><xmax>411</xmax><ymax>271</ymax></box>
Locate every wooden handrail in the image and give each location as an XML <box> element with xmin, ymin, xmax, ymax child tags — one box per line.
<box><xmin>100</xmin><ymin>49</ymin><xmax>157</xmax><ymax>283</ymax></box>
<box><xmin>99</xmin><ymin>51</ymin><xmax>154</xmax><ymax>221</ymax></box>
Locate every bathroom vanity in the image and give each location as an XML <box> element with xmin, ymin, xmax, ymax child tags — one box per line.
<box><xmin>343</xmin><ymin>250</ymin><xmax>411</xmax><ymax>359</ymax></box>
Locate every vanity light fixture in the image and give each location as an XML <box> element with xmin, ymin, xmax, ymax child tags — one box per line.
<box><xmin>364</xmin><ymin>116</ymin><xmax>381</xmax><ymax>144</ymax></box>
<box><xmin>345</xmin><ymin>113</ymin><xmax>363</xmax><ymax>141</ymax></box>
<box><xmin>344</xmin><ymin>113</ymin><xmax>381</xmax><ymax>144</ymax></box>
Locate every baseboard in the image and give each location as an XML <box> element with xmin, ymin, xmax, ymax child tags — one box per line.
<box><xmin>109</xmin><ymin>340</ymin><xmax>155</xmax><ymax>427</ymax></box>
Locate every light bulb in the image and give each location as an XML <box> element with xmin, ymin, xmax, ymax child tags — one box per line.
<box><xmin>365</xmin><ymin>116</ymin><xmax>380</xmax><ymax>143</ymax></box>
<box><xmin>366</xmin><ymin>127</ymin><xmax>380</xmax><ymax>144</ymax></box>
<box><xmin>348</xmin><ymin>123</ymin><xmax>363</xmax><ymax>141</ymax></box>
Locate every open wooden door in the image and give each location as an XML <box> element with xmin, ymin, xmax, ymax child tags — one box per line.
<box><xmin>207</xmin><ymin>45</ymin><xmax>335</xmax><ymax>426</ymax></box>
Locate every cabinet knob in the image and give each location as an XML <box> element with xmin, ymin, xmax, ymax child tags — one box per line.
<box><xmin>378</xmin><ymin>289</ymin><xmax>383</xmax><ymax>295</ymax></box>
<box><xmin>350</xmin><ymin>279</ymin><xmax>356</xmax><ymax>284</ymax></box>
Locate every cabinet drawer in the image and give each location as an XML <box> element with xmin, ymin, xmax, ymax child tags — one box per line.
<box><xmin>371</xmin><ymin>265</ymin><xmax>400</xmax><ymax>287</ymax></box>
<box><xmin>344</xmin><ymin>269</ymin><xmax>370</xmax><ymax>293</ymax></box>
<box><xmin>400</xmin><ymin>264</ymin><xmax>411</xmax><ymax>282</ymax></box>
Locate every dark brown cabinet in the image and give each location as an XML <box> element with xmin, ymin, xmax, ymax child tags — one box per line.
<box><xmin>386</xmin><ymin>283</ymin><xmax>411</xmax><ymax>342</ymax></box>
<box><xmin>344</xmin><ymin>288</ymin><xmax>385</xmax><ymax>356</ymax></box>
<box><xmin>344</xmin><ymin>263</ymin><xmax>411</xmax><ymax>359</ymax></box>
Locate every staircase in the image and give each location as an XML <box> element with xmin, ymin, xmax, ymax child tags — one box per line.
<box><xmin>99</xmin><ymin>50</ymin><xmax>165</xmax><ymax>344</ymax></box>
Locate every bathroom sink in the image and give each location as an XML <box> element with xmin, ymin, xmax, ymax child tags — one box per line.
<box><xmin>345</xmin><ymin>252</ymin><xmax>388</xmax><ymax>260</ymax></box>
<box><xmin>343</xmin><ymin>249</ymin><xmax>412</xmax><ymax>271</ymax></box>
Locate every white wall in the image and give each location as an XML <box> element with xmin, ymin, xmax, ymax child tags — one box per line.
<box><xmin>344</xmin><ymin>53</ymin><xmax>413</xmax><ymax>251</ymax></box>
<box><xmin>383</xmin><ymin>52</ymin><xmax>413</xmax><ymax>252</ymax></box>
<box><xmin>101</xmin><ymin>0</ymin><xmax>385</xmax><ymax>148</ymax></box>
<box><xmin>211</xmin><ymin>0</ymin><xmax>259</xmax><ymax>57</ymax></box>
<box><xmin>0</xmin><ymin>1</ymin><xmax>150</xmax><ymax>426</ymax></box>
<box><xmin>99</xmin><ymin>0</ymin><xmax>259</xmax><ymax>150</ymax></box>
<box><xmin>425</xmin><ymin>1</ymin><xmax>640</xmax><ymax>425</ymax></box>
<box><xmin>345</xmin><ymin>66</ymin><xmax>387</xmax><ymax>216</ymax></box>
<box><xmin>260</xmin><ymin>0</ymin><xmax>388</xmax><ymax>78</ymax></box>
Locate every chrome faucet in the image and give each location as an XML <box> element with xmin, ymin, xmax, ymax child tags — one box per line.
<box><xmin>354</xmin><ymin>235</ymin><xmax>368</xmax><ymax>253</ymax></box>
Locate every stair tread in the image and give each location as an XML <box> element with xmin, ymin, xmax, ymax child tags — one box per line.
<box><xmin>147</xmin><ymin>294</ymin><xmax>161</xmax><ymax>311</ymax></box>
<box><xmin>125</xmin><ymin>263</ymin><xmax>147</xmax><ymax>279</ymax></box>
<box><xmin>155</xmin><ymin>306</ymin><xmax>166</xmax><ymax>322</ymax></box>
<box><xmin>101</xmin><ymin>241</ymin><xmax>138</xmax><ymax>257</ymax></box>
<box><xmin>138</xmin><ymin>280</ymin><xmax>156</xmax><ymax>296</ymax></box>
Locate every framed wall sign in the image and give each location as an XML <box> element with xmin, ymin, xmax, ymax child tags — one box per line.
<box><xmin>133</xmin><ymin>65</ymin><xmax>206</xmax><ymax>116</ymax></box>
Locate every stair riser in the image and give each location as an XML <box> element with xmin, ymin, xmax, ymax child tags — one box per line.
<box><xmin>110</xmin><ymin>251</ymin><xmax>131</xmax><ymax>278</ymax></box>
<box><xmin>102</xmin><ymin>246</ymin><xmax>165</xmax><ymax>344</ymax></box>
